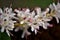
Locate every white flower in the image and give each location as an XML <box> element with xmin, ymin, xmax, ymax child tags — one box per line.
<box><xmin>49</xmin><ymin>2</ymin><xmax>60</xmax><ymax>23</ymax></box>
<box><xmin>0</xmin><ymin>7</ymin><xmax>16</xmax><ymax>36</ymax></box>
<box><xmin>35</xmin><ymin>8</ymin><xmax>52</xmax><ymax>29</ymax></box>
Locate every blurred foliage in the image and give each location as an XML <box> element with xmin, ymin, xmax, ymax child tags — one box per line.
<box><xmin>0</xmin><ymin>0</ymin><xmax>54</xmax><ymax>9</ymax></box>
<box><xmin>0</xmin><ymin>32</ymin><xmax>11</xmax><ymax>40</ymax></box>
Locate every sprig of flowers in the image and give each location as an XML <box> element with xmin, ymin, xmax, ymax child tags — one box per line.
<box><xmin>0</xmin><ymin>2</ymin><xmax>60</xmax><ymax>38</ymax></box>
<box><xmin>14</xmin><ymin>7</ymin><xmax>53</xmax><ymax>38</ymax></box>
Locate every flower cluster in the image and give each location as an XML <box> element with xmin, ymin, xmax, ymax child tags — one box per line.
<box><xmin>0</xmin><ymin>7</ymin><xmax>16</xmax><ymax>36</ymax></box>
<box><xmin>0</xmin><ymin>2</ymin><xmax>60</xmax><ymax>38</ymax></box>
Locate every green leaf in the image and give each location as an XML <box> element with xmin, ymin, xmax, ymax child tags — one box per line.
<box><xmin>0</xmin><ymin>32</ymin><xmax>11</xmax><ymax>40</ymax></box>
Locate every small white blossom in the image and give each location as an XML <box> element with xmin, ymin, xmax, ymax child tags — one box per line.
<box><xmin>49</xmin><ymin>2</ymin><xmax>60</xmax><ymax>23</ymax></box>
<box><xmin>0</xmin><ymin>7</ymin><xmax>16</xmax><ymax>36</ymax></box>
